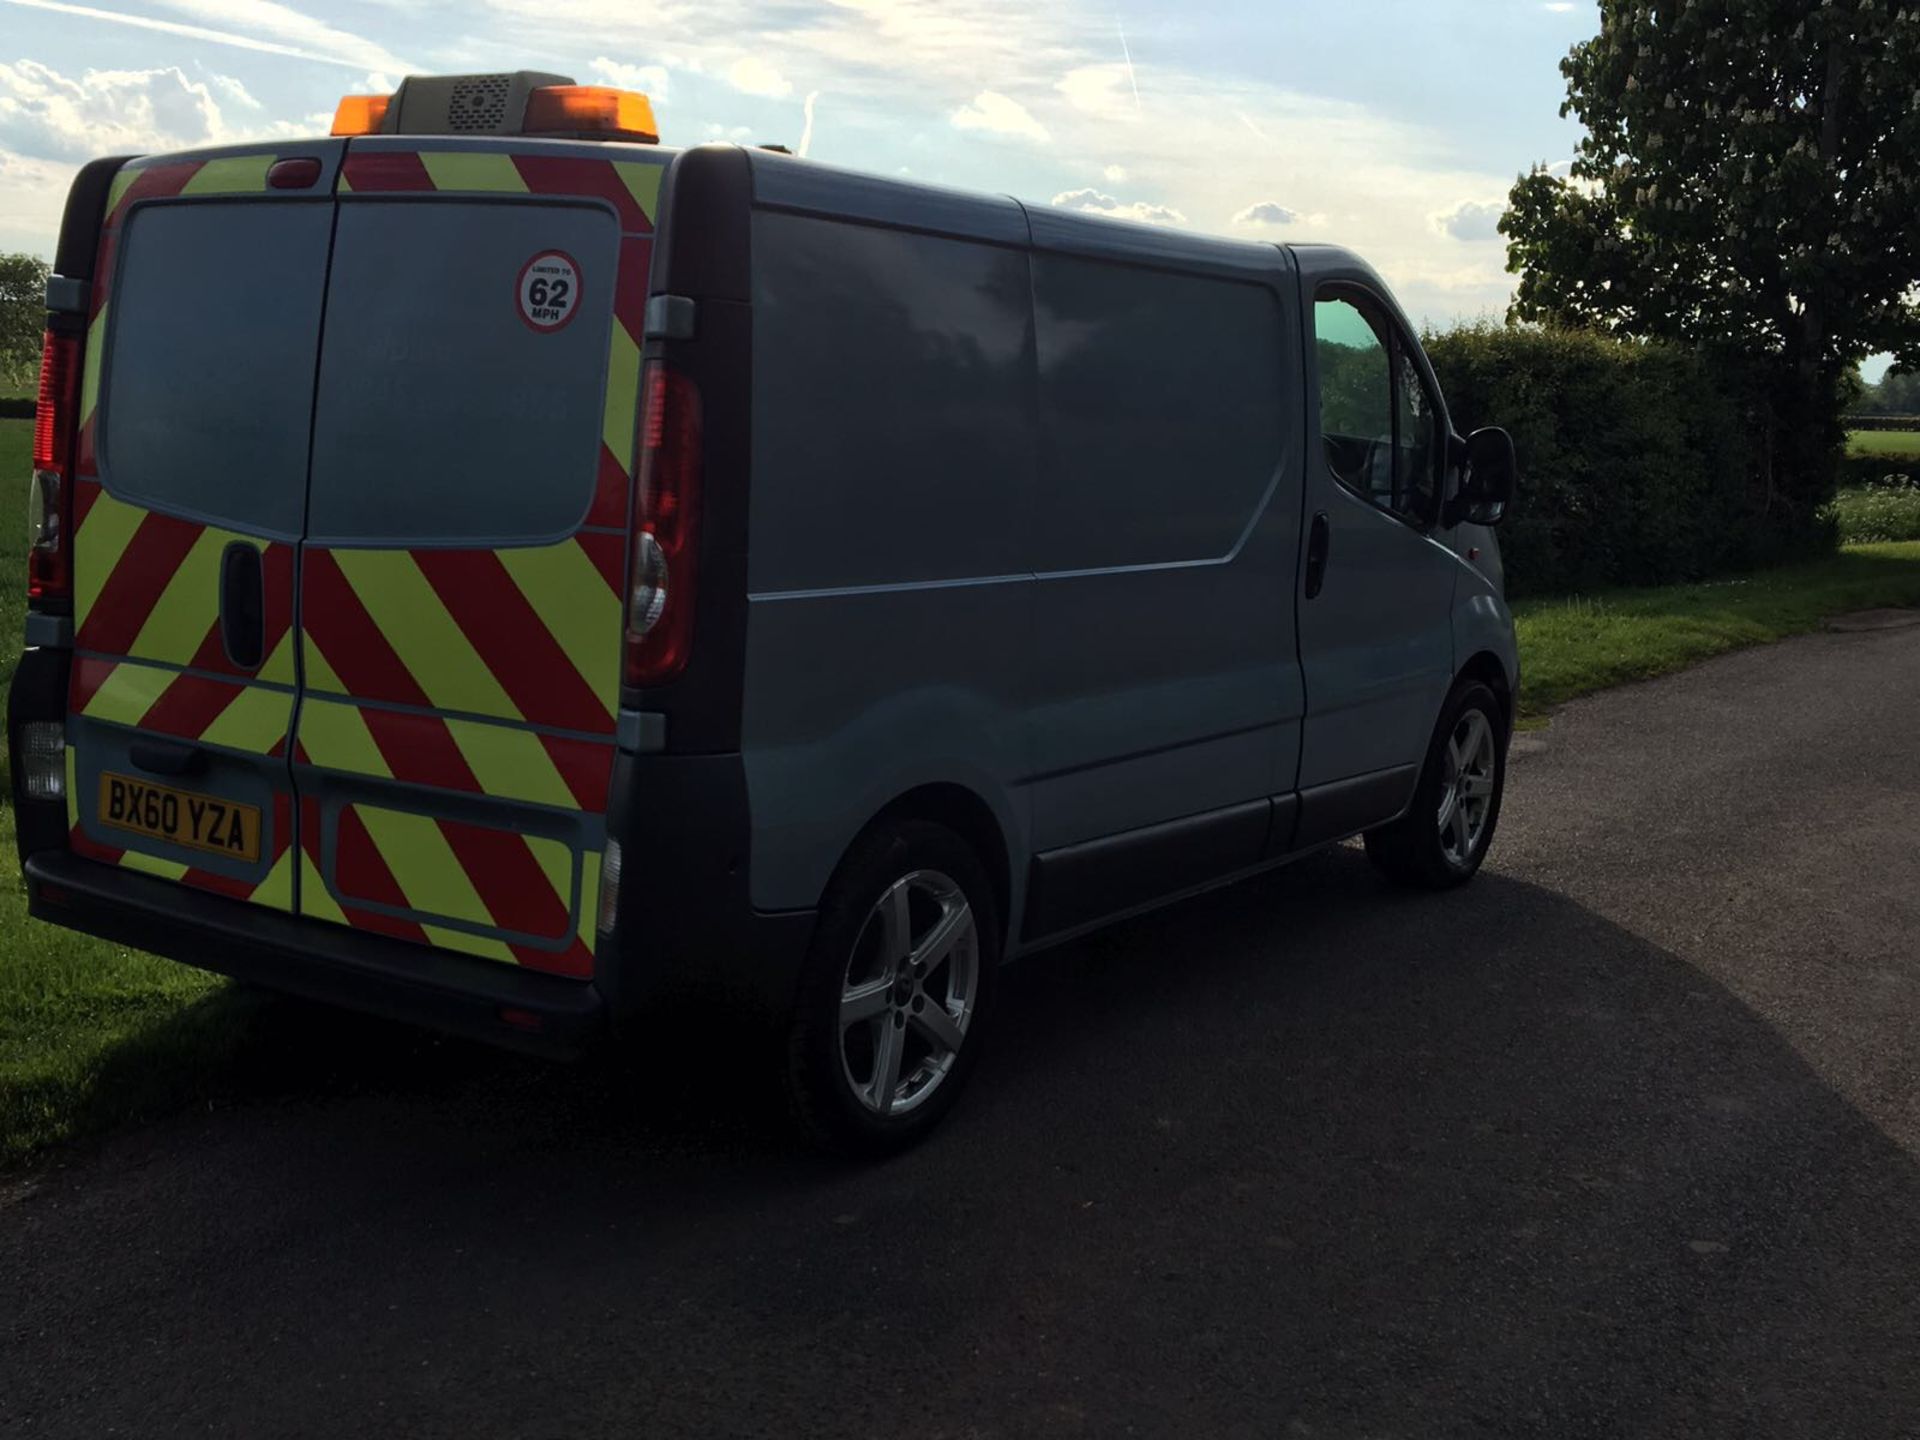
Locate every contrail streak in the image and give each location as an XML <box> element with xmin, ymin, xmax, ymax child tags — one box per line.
<box><xmin>1117</xmin><ymin>16</ymin><xmax>1141</xmax><ymax>111</ymax></box>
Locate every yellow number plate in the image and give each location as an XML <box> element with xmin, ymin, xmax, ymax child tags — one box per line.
<box><xmin>98</xmin><ymin>772</ymin><xmax>262</xmax><ymax>863</ymax></box>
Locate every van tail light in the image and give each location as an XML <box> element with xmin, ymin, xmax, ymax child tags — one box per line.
<box><xmin>28</xmin><ymin>328</ymin><xmax>81</xmax><ymax>604</ymax></box>
<box><xmin>623</xmin><ymin>361</ymin><xmax>702</xmax><ymax>688</ymax></box>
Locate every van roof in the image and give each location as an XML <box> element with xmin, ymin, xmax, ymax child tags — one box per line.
<box><xmin>116</xmin><ymin>134</ymin><xmax>1365</xmax><ymax>278</ymax></box>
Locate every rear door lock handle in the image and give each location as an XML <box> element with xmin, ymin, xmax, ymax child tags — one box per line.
<box><xmin>129</xmin><ymin>740</ymin><xmax>208</xmax><ymax>777</ymax></box>
<box><xmin>219</xmin><ymin>541</ymin><xmax>266</xmax><ymax>671</ymax></box>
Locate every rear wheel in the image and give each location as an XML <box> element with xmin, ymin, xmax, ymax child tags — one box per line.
<box><xmin>1365</xmin><ymin>679</ymin><xmax>1507</xmax><ymax>888</ymax></box>
<box><xmin>784</xmin><ymin>819</ymin><xmax>1000</xmax><ymax>1156</ymax></box>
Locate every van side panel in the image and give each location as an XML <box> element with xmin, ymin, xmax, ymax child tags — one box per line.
<box><xmin>741</xmin><ymin>207</ymin><xmax>1036</xmax><ymax>912</ymax></box>
<box><xmin>1023</xmin><ymin>242</ymin><xmax>1305</xmax><ymax>856</ymax></box>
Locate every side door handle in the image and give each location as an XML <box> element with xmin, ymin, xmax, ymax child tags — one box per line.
<box><xmin>219</xmin><ymin>542</ymin><xmax>266</xmax><ymax>671</ymax></box>
<box><xmin>1304</xmin><ymin>511</ymin><xmax>1331</xmax><ymax>600</ymax></box>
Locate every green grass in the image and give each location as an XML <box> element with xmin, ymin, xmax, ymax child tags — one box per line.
<box><xmin>1514</xmin><ymin>541</ymin><xmax>1920</xmax><ymax>719</ymax></box>
<box><xmin>1848</xmin><ymin>429</ymin><xmax>1920</xmax><ymax>459</ymax></box>
<box><xmin>0</xmin><ymin>420</ymin><xmax>258</xmax><ymax>1165</ymax></box>
<box><xmin>4</xmin><ymin>408</ymin><xmax>1920</xmax><ymax>1164</ymax></box>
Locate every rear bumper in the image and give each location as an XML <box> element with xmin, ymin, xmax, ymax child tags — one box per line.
<box><xmin>23</xmin><ymin>851</ymin><xmax>605</xmax><ymax>1060</ymax></box>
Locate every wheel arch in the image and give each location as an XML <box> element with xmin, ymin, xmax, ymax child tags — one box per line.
<box><xmin>864</xmin><ymin>783</ymin><xmax>1014</xmax><ymax>944</ymax></box>
<box><xmin>1457</xmin><ymin>649</ymin><xmax>1515</xmax><ymax>734</ymax></box>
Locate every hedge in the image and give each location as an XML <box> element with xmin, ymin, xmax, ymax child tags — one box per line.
<box><xmin>0</xmin><ymin>397</ymin><xmax>31</xmax><ymax>420</ymax></box>
<box><xmin>1425</xmin><ymin>323</ymin><xmax>1837</xmax><ymax>598</ymax></box>
<box><xmin>1846</xmin><ymin>414</ymin><xmax>1920</xmax><ymax>432</ymax></box>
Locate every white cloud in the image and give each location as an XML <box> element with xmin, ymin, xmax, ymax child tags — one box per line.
<box><xmin>1232</xmin><ymin>200</ymin><xmax>1300</xmax><ymax>228</ymax></box>
<box><xmin>1541</xmin><ymin>2</ymin><xmax>1577</xmax><ymax>11</ymax></box>
<box><xmin>1057</xmin><ymin>64</ymin><xmax>1135</xmax><ymax>122</ymax></box>
<box><xmin>1</xmin><ymin>0</ymin><xmax>409</xmax><ymax>72</ymax></box>
<box><xmin>0</xmin><ymin>59</ymin><xmax>302</xmax><ymax>162</ymax></box>
<box><xmin>727</xmin><ymin>55</ymin><xmax>793</xmax><ymax>98</ymax></box>
<box><xmin>0</xmin><ymin>57</ymin><xmax>315</xmax><ymax>254</ymax></box>
<box><xmin>1052</xmin><ymin>186</ymin><xmax>1186</xmax><ymax>227</ymax></box>
<box><xmin>0</xmin><ymin>147</ymin><xmax>70</xmax><ymax>256</ymax></box>
<box><xmin>1433</xmin><ymin>199</ymin><xmax>1506</xmax><ymax>242</ymax></box>
<box><xmin>143</xmin><ymin>0</ymin><xmax>409</xmax><ymax>72</ymax></box>
<box><xmin>952</xmin><ymin>90</ymin><xmax>1047</xmax><ymax>143</ymax></box>
<box><xmin>207</xmin><ymin>73</ymin><xmax>261</xmax><ymax>110</ymax></box>
<box><xmin>590</xmin><ymin>56</ymin><xmax>669</xmax><ymax>101</ymax></box>
<box><xmin>1102</xmin><ymin>163</ymin><xmax>1126</xmax><ymax>182</ymax></box>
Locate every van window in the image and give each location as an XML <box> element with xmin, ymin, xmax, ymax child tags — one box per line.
<box><xmin>307</xmin><ymin>200</ymin><xmax>618</xmax><ymax>545</ymax></box>
<box><xmin>1033</xmin><ymin>255</ymin><xmax>1287</xmax><ymax>571</ymax></box>
<box><xmin>1394</xmin><ymin>342</ymin><xmax>1444</xmax><ymax>522</ymax></box>
<box><xmin>101</xmin><ymin>201</ymin><xmax>332</xmax><ymax>538</ymax></box>
<box><xmin>749</xmin><ymin>211</ymin><xmax>1035</xmax><ymax>591</ymax></box>
<box><xmin>1314</xmin><ymin>296</ymin><xmax>1393</xmax><ymax>505</ymax></box>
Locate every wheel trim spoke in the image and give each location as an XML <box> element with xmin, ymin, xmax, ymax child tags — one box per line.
<box><xmin>911</xmin><ymin>898</ymin><xmax>973</xmax><ymax>975</ymax></box>
<box><xmin>910</xmin><ymin>998</ymin><xmax>966</xmax><ymax>1055</ymax></box>
<box><xmin>1450</xmin><ymin>802</ymin><xmax>1472</xmax><ymax>853</ymax></box>
<box><xmin>878</xmin><ymin>878</ymin><xmax>913</xmax><ymax>969</ymax></box>
<box><xmin>841</xmin><ymin>976</ymin><xmax>891</xmax><ymax>1026</ymax></box>
<box><xmin>866</xmin><ymin>1014</ymin><xmax>906</xmax><ymax>1115</ymax></box>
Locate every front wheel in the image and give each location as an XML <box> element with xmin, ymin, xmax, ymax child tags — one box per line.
<box><xmin>784</xmin><ymin>819</ymin><xmax>1001</xmax><ymax>1156</ymax></box>
<box><xmin>1365</xmin><ymin>679</ymin><xmax>1508</xmax><ymax>888</ymax></box>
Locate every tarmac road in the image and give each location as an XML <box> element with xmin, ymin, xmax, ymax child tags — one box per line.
<box><xmin>4</xmin><ymin>620</ymin><xmax>1919</xmax><ymax>1439</ymax></box>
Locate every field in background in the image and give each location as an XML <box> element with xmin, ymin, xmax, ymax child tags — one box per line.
<box><xmin>5</xmin><ymin>412</ymin><xmax>1920</xmax><ymax>1163</ymax></box>
<box><xmin>1849</xmin><ymin>430</ymin><xmax>1920</xmax><ymax>459</ymax></box>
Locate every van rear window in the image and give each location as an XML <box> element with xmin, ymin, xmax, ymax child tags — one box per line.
<box><xmin>307</xmin><ymin>200</ymin><xmax>618</xmax><ymax>545</ymax></box>
<box><xmin>101</xmin><ymin>201</ymin><xmax>332</xmax><ymax>538</ymax></box>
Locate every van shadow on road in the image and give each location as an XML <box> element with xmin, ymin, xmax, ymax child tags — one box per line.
<box><xmin>8</xmin><ymin>846</ymin><xmax>1918</xmax><ymax>1439</ymax></box>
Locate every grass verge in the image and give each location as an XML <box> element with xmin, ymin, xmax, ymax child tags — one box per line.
<box><xmin>1827</xmin><ymin>485</ymin><xmax>1920</xmax><ymax>546</ymax></box>
<box><xmin>1514</xmin><ymin>541</ymin><xmax>1920</xmax><ymax>719</ymax></box>
<box><xmin>0</xmin><ymin>419</ymin><xmax>261</xmax><ymax>1165</ymax></box>
<box><xmin>4</xmin><ymin>406</ymin><xmax>1920</xmax><ymax>1164</ymax></box>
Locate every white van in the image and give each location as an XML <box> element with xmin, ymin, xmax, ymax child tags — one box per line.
<box><xmin>9</xmin><ymin>72</ymin><xmax>1519</xmax><ymax>1153</ymax></box>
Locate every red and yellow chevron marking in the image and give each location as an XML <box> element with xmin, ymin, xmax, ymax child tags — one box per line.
<box><xmin>297</xmin><ymin>804</ymin><xmax>597</xmax><ymax>978</ymax></box>
<box><xmin>301</xmin><ymin>542</ymin><xmax>622</xmax><ymax>739</ymax></box>
<box><xmin>64</xmin><ymin>660</ymin><xmax>298</xmax><ymax>910</ymax></box>
<box><xmin>72</xmin><ymin>483</ymin><xmax>297</xmax><ymax>684</ymax></box>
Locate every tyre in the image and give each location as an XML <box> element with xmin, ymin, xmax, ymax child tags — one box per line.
<box><xmin>784</xmin><ymin>819</ymin><xmax>1001</xmax><ymax>1157</ymax></box>
<box><xmin>1365</xmin><ymin>678</ymin><xmax>1508</xmax><ymax>889</ymax></box>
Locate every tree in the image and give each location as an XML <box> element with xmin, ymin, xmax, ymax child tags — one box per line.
<box><xmin>1849</xmin><ymin>367</ymin><xmax>1920</xmax><ymax>416</ymax></box>
<box><xmin>1</xmin><ymin>253</ymin><xmax>50</xmax><ymax>393</ymax></box>
<box><xmin>1502</xmin><ymin>2</ymin><xmax>1920</xmax><ymax>522</ymax></box>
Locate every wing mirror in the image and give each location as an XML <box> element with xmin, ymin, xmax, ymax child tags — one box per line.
<box><xmin>1453</xmin><ymin>426</ymin><xmax>1516</xmax><ymax>527</ymax></box>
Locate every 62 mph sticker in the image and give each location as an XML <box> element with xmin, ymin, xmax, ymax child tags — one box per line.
<box><xmin>517</xmin><ymin>250</ymin><xmax>581</xmax><ymax>332</ymax></box>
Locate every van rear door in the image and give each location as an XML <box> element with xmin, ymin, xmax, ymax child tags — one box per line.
<box><xmin>290</xmin><ymin>141</ymin><xmax>663</xmax><ymax>976</ymax></box>
<box><xmin>65</xmin><ymin>145</ymin><xmax>341</xmax><ymax>909</ymax></box>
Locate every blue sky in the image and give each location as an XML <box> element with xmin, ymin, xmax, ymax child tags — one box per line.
<box><xmin>0</xmin><ymin>0</ymin><xmax>1600</xmax><ymax>329</ymax></box>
